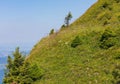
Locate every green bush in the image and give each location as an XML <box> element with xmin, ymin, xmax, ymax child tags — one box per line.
<box><xmin>118</xmin><ymin>16</ymin><xmax>120</xmax><ymax>21</ymax></box>
<box><xmin>116</xmin><ymin>55</ymin><xmax>120</xmax><ymax>60</ymax></box>
<box><xmin>71</xmin><ymin>35</ymin><xmax>82</xmax><ymax>48</ymax></box>
<box><xmin>102</xmin><ymin>2</ymin><xmax>109</xmax><ymax>9</ymax></box>
<box><xmin>112</xmin><ymin>65</ymin><xmax>120</xmax><ymax>84</ymax></box>
<box><xmin>100</xmin><ymin>29</ymin><xmax>117</xmax><ymax>49</ymax></box>
<box><xmin>101</xmin><ymin>1</ymin><xmax>112</xmax><ymax>11</ymax></box>
<box><xmin>60</xmin><ymin>24</ymin><xmax>66</xmax><ymax>30</ymax></box>
<box><xmin>49</xmin><ymin>29</ymin><xmax>54</xmax><ymax>35</ymax></box>
<box><xmin>28</xmin><ymin>64</ymin><xmax>44</xmax><ymax>81</ymax></box>
<box><xmin>115</xmin><ymin>0</ymin><xmax>120</xmax><ymax>3</ymax></box>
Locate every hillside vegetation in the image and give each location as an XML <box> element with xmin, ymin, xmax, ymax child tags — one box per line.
<box><xmin>27</xmin><ymin>0</ymin><xmax>120</xmax><ymax>84</ymax></box>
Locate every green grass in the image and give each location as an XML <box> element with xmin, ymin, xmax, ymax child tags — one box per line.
<box><xmin>26</xmin><ymin>0</ymin><xmax>120</xmax><ymax>83</ymax></box>
<box><xmin>71</xmin><ymin>0</ymin><xmax>120</xmax><ymax>27</ymax></box>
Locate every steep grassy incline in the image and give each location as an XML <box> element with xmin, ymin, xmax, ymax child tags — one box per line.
<box><xmin>27</xmin><ymin>0</ymin><xmax>120</xmax><ymax>84</ymax></box>
<box><xmin>72</xmin><ymin>0</ymin><xmax>120</xmax><ymax>27</ymax></box>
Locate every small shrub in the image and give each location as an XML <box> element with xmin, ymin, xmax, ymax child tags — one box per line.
<box><xmin>103</xmin><ymin>20</ymin><xmax>109</xmax><ymax>26</ymax></box>
<box><xmin>60</xmin><ymin>24</ymin><xmax>66</xmax><ymax>30</ymax></box>
<box><xmin>102</xmin><ymin>2</ymin><xmax>109</xmax><ymax>9</ymax></box>
<box><xmin>28</xmin><ymin>64</ymin><xmax>44</xmax><ymax>81</ymax></box>
<box><xmin>112</xmin><ymin>66</ymin><xmax>120</xmax><ymax>84</ymax></box>
<box><xmin>115</xmin><ymin>0</ymin><xmax>120</xmax><ymax>3</ymax></box>
<box><xmin>49</xmin><ymin>29</ymin><xmax>54</xmax><ymax>35</ymax></box>
<box><xmin>71</xmin><ymin>35</ymin><xmax>82</xmax><ymax>48</ymax></box>
<box><xmin>114</xmin><ymin>52</ymin><xmax>120</xmax><ymax>60</ymax></box>
<box><xmin>118</xmin><ymin>16</ymin><xmax>120</xmax><ymax>21</ymax></box>
<box><xmin>101</xmin><ymin>2</ymin><xmax>112</xmax><ymax>11</ymax></box>
<box><xmin>100</xmin><ymin>29</ymin><xmax>117</xmax><ymax>49</ymax></box>
<box><xmin>116</xmin><ymin>55</ymin><xmax>120</xmax><ymax>60</ymax></box>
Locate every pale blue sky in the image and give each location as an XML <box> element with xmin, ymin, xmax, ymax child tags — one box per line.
<box><xmin>0</xmin><ymin>0</ymin><xmax>97</xmax><ymax>49</ymax></box>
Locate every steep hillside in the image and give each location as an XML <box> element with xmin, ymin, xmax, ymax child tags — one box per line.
<box><xmin>72</xmin><ymin>0</ymin><xmax>120</xmax><ymax>27</ymax></box>
<box><xmin>27</xmin><ymin>0</ymin><xmax>120</xmax><ymax>84</ymax></box>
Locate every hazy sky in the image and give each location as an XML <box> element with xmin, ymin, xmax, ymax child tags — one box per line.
<box><xmin>0</xmin><ymin>0</ymin><xmax>97</xmax><ymax>49</ymax></box>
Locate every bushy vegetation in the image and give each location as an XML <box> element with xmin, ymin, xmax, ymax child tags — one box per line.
<box><xmin>71</xmin><ymin>35</ymin><xmax>82</xmax><ymax>48</ymax></box>
<box><xmin>60</xmin><ymin>24</ymin><xmax>66</xmax><ymax>30</ymax></box>
<box><xmin>99</xmin><ymin>28</ymin><xmax>118</xmax><ymax>49</ymax></box>
<box><xmin>112</xmin><ymin>65</ymin><xmax>120</xmax><ymax>84</ymax></box>
<box><xmin>49</xmin><ymin>29</ymin><xmax>54</xmax><ymax>35</ymax></box>
<box><xmin>115</xmin><ymin>0</ymin><xmax>120</xmax><ymax>3</ymax></box>
<box><xmin>3</xmin><ymin>47</ymin><xmax>44</xmax><ymax>84</ymax></box>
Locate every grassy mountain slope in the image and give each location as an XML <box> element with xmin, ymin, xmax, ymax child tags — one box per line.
<box><xmin>72</xmin><ymin>0</ymin><xmax>120</xmax><ymax>27</ymax></box>
<box><xmin>27</xmin><ymin>0</ymin><xmax>120</xmax><ymax>83</ymax></box>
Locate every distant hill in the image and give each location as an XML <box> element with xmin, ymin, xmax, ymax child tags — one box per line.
<box><xmin>27</xmin><ymin>0</ymin><xmax>120</xmax><ymax>83</ymax></box>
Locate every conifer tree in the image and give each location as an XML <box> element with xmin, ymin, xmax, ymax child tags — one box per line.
<box><xmin>4</xmin><ymin>56</ymin><xmax>13</xmax><ymax>83</ymax></box>
<box><xmin>3</xmin><ymin>47</ymin><xmax>44</xmax><ymax>84</ymax></box>
<box><xmin>3</xmin><ymin>47</ymin><xmax>25</xmax><ymax>84</ymax></box>
<box><xmin>65</xmin><ymin>12</ymin><xmax>72</xmax><ymax>27</ymax></box>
